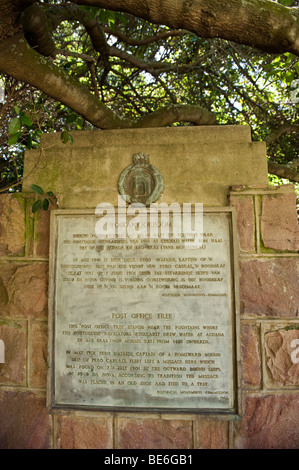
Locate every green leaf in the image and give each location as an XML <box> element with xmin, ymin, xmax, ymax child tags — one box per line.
<box><xmin>26</xmin><ymin>134</ymin><xmax>32</xmax><ymax>149</ymax></box>
<box><xmin>14</xmin><ymin>105</ymin><xmax>20</xmax><ymax>114</ymax></box>
<box><xmin>66</xmin><ymin>113</ymin><xmax>78</xmax><ymax>124</ymax></box>
<box><xmin>30</xmin><ymin>184</ymin><xmax>44</xmax><ymax>195</ymax></box>
<box><xmin>279</xmin><ymin>0</ymin><xmax>294</xmax><ymax>5</ymax></box>
<box><xmin>60</xmin><ymin>130</ymin><xmax>70</xmax><ymax>144</ymax></box>
<box><xmin>47</xmin><ymin>191</ymin><xmax>54</xmax><ymax>196</ymax></box>
<box><xmin>60</xmin><ymin>130</ymin><xmax>73</xmax><ymax>144</ymax></box>
<box><xmin>76</xmin><ymin>117</ymin><xmax>83</xmax><ymax>130</ymax></box>
<box><xmin>42</xmin><ymin>198</ymin><xmax>49</xmax><ymax>211</ymax></box>
<box><xmin>8</xmin><ymin>117</ymin><xmax>21</xmax><ymax>135</ymax></box>
<box><xmin>20</xmin><ymin>114</ymin><xmax>33</xmax><ymax>127</ymax></box>
<box><xmin>8</xmin><ymin>132</ymin><xmax>22</xmax><ymax>145</ymax></box>
<box><xmin>32</xmin><ymin>199</ymin><xmax>43</xmax><ymax>213</ymax></box>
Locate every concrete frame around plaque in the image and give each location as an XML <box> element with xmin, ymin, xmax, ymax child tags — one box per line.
<box><xmin>47</xmin><ymin>207</ymin><xmax>241</xmax><ymax>417</ymax></box>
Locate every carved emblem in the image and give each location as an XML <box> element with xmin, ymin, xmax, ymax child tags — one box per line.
<box><xmin>118</xmin><ymin>153</ymin><xmax>164</xmax><ymax>206</ymax></box>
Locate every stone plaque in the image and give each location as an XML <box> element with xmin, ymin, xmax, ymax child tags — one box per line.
<box><xmin>48</xmin><ymin>208</ymin><xmax>240</xmax><ymax>415</ymax></box>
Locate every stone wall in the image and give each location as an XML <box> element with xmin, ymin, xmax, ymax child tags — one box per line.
<box><xmin>0</xmin><ymin>127</ymin><xmax>298</xmax><ymax>449</ymax></box>
<box><xmin>0</xmin><ymin>184</ymin><xmax>298</xmax><ymax>449</ymax></box>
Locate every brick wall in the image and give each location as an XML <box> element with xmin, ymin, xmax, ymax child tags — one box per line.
<box><xmin>0</xmin><ymin>185</ymin><xmax>298</xmax><ymax>449</ymax></box>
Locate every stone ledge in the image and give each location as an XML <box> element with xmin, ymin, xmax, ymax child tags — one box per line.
<box><xmin>38</xmin><ymin>125</ymin><xmax>253</xmax><ymax>149</ymax></box>
<box><xmin>230</xmin><ymin>184</ymin><xmax>296</xmax><ymax>195</ymax></box>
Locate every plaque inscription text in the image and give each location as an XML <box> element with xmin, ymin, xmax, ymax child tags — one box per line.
<box><xmin>48</xmin><ymin>209</ymin><xmax>239</xmax><ymax>414</ymax></box>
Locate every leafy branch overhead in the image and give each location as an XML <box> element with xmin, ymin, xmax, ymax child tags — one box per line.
<box><xmin>0</xmin><ymin>0</ymin><xmax>298</xmax><ymax>188</ymax></box>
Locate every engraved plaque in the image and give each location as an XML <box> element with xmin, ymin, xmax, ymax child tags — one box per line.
<box><xmin>118</xmin><ymin>153</ymin><xmax>164</xmax><ymax>205</ymax></box>
<box><xmin>48</xmin><ymin>208</ymin><xmax>240</xmax><ymax>415</ymax></box>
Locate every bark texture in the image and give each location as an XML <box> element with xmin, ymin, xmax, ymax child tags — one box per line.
<box><xmin>71</xmin><ymin>0</ymin><xmax>299</xmax><ymax>55</ymax></box>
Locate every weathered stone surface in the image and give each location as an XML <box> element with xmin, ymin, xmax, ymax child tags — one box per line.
<box><xmin>55</xmin><ymin>416</ymin><xmax>113</xmax><ymax>449</ymax></box>
<box><xmin>0</xmin><ymin>390</ymin><xmax>51</xmax><ymax>449</ymax></box>
<box><xmin>0</xmin><ymin>320</ymin><xmax>26</xmax><ymax>385</ymax></box>
<box><xmin>261</xmin><ymin>193</ymin><xmax>299</xmax><ymax>252</ymax></box>
<box><xmin>233</xmin><ymin>394</ymin><xmax>299</xmax><ymax>449</ymax></box>
<box><xmin>241</xmin><ymin>324</ymin><xmax>261</xmax><ymax>388</ymax></box>
<box><xmin>264</xmin><ymin>327</ymin><xmax>299</xmax><ymax>387</ymax></box>
<box><xmin>239</xmin><ymin>258</ymin><xmax>299</xmax><ymax>317</ymax></box>
<box><xmin>229</xmin><ymin>195</ymin><xmax>255</xmax><ymax>252</ymax></box>
<box><xmin>35</xmin><ymin>210</ymin><xmax>50</xmax><ymax>257</ymax></box>
<box><xmin>194</xmin><ymin>418</ymin><xmax>228</xmax><ymax>449</ymax></box>
<box><xmin>29</xmin><ymin>321</ymin><xmax>48</xmax><ymax>387</ymax></box>
<box><xmin>117</xmin><ymin>419</ymin><xmax>192</xmax><ymax>449</ymax></box>
<box><xmin>0</xmin><ymin>263</ymin><xmax>48</xmax><ymax>318</ymax></box>
<box><xmin>0</xmin><ymin>194</ymin><xmax>25</xmax><ymax>256</ymax></box>
<box><xmin>23</xmin><ymin>126</ymin><xmax>268</xmax><ymax>207</ymax></box>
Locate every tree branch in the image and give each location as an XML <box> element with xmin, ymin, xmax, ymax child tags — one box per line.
<box><xmin>0</xmin><ymin>33</ymin><xmax>131</xmax><ymax>129</ymax></box>
<box><xmin>70</xmin><ymin>0</ymin><xmax>299</xmax><ymax>56</ymax></box>
<box><xmin>0</xmin><ymin>33</ymin><xmax>216</xmax><ymax>130</ymax></box>
<box><xmin>20</xmin><ymin>3</ymin><xmax>56</xmax><ymax>56</ymax></box>
<box><xmin>134</xmin><ymin>104</ymin><xmax>216</xmax><ymax>128</ymax></box>
<box><xmin>268</xmin><ymin>161</ymin><xmax>299</xmax><ymax>183</ymax></box>
<box><xmin>102</xmin><ymin>25</ymin><xmax>187</xmax><ymax>46</ymax></box>
<box><xmin>266</xmin><ymin>124</ymin><xmax>299</xmax><ymax>144</ymax></box>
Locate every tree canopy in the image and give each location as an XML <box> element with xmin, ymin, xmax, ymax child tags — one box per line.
<box><xmin>0</xmin><ymin>0</ymin><xmax>298</xmax><ymax>191</ymax></box>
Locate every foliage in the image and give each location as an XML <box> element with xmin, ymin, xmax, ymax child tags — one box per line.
<box><xmin>31</xmin><ymin>184</ymin><xmax>58</xmax><ymax>212</ymax></box>
<box><xmin>0</xmin><ymin>0</ymin><xmax>298</xmax><ymax>191</ymax></box>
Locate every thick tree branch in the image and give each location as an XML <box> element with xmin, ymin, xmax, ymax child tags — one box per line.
<box><xmin>71</xmin><ymin>0</ymin><xmax>299</xmax><ymax>56</ymax></box>
<box><xmin>20</xmin><ymin>3</ymin><xmax>56</xmax><ymax>56</ymax></box>
<box><xmin>0</xmin><ymin>33</ymin><xmax>130</xmax><ymax>129</ymax></box>
<box><xmin>266</xmin><ymin>124</ymin><xmax>299</xmax><ymax>144</ymax></box>
<box><xmin>268</xmin><ymin>162</ymin><xmax>299</xmax><ymax>183</ymax></box>
<box><xmin>0</xmin><ymin>33</ymin><xmax>216</xmax><ymax>130</ymax></box>
<box><xmin>134</xmin><ymin>104</ymin><xmax>216</xmax><ymax>128</ymax></box>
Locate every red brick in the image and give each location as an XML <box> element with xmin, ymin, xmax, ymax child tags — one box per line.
<box><xmin>55</xmin><ymin>415</ymin><xmax>113</xmax><ymax>449</ymax></box>
<box><xmin>0</xmin><ymin>263</ymin><xmax>48</xmax><ymax>318</ymax></box>
<box><xmin>195</xmin><ymin>418</ymin><xmax>228</xmax><ymax>449</ymax></box>
<box><xmin>239</xmin><ymin>258</ymin><xmax>299</xmax><ymax>317</ymax></box>
<box><xmin>0</xmin><ymin>390</ymin><xmax>51</xmax><ymax>449</ymax></box>
<box><xmin>261</xmin><ymin>193</ymin><xmax>299</xmax><ymax>252</ymax></box>
<box><xmin>0</xmin><ymin>320</ymin><xmax>27</xmax><ymax>385</ymax></box>
<box><xmin>241</xmin><ymin>324</ymin><xmax>261</xmax><ymax>388</ymax></box>
<box><xmin>233</xmin><ymin>394</ymin><xmax>299</xmax><ymax>449</ymax></box>
<box><xmin>264</xmin><ymin>327</ymin><xmax>299</xmax><ymax>387</ymax></box>
<box><xmin>35</xmin><ymin>210</ymin><xmax>50</xmax><ymax>257</ymax></box>
<box><xmin>0</xmin><ymin>194</ymin><xmax>25</xmax><ymax>256</ymax></box>
<box><xmin>117</xmin><ymin>418</ymin><xmax>192</xmax><ymax>449</ymax></box>
<box><xmin>29</xmin><ymin>321</ymin><xmax>48</xmax><ymax>388</ymax></box>
<box><xmin>230</xmin><ymin>195</ymin><xmax>255</xmax><ymax>252</ymax></box>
